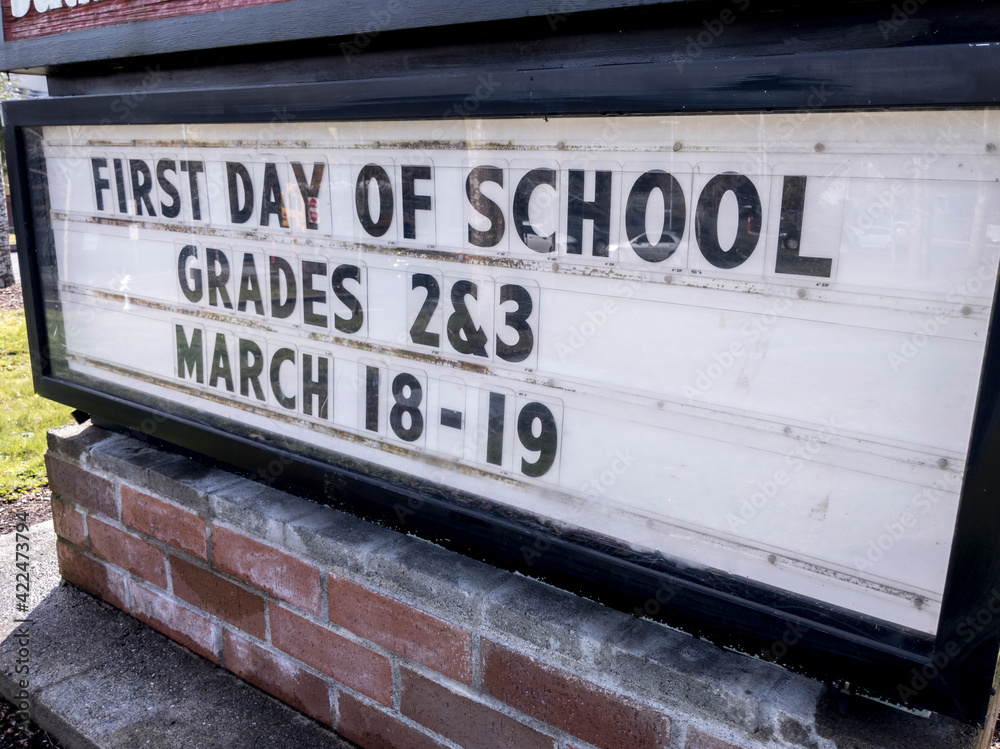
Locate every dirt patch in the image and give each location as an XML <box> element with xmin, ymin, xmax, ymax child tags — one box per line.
<box><xmin>0</xmin><ymin>487</ymin><xmax>52</xmax><ymax>535</ymax></box>
<box><xmin>0</xmin><ymin>694</ymin><xmax>63</xmax><ymax>748</ymax></box>
<box><xmin>0</xmin><ymin>285</ymin><xmax>22</xmax><ymax>313</ymax></box>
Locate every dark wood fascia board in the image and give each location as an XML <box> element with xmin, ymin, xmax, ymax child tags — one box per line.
<box><xmin>0</xmin><ymin>0</ymin><xmax>681</xmax><ymax>72</ymax></box>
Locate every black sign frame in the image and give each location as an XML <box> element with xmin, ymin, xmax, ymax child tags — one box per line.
<box><xmin>6</xmin><ymin>42</ymin><xmax>1000</xmax><ymax>725</ymax></box>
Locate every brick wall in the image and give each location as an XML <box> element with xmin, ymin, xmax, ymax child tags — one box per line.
<box><xmin>44</xmin><ymin>423</ymin><xmax>979</xmax><ymax>749</ymax></box>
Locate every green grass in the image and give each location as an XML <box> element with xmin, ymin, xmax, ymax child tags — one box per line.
<box><xmin>0</xmin><ymin>308</ymin><xmax>74</xmax><ymax>499</ymax></box>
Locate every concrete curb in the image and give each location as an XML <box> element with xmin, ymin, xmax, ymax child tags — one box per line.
<box><xmin>0</xmin><ymin>519</ymin><xmax>357</xmax><ymax>748</ymax></box>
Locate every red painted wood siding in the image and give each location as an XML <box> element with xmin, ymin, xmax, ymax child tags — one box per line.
<box><xmin>3</xmin><ymin>0</ymin><xmax>293</xmax><ymax>42</ymax></box>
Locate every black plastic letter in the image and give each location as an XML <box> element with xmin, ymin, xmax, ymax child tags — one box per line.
<box><xmin>695</xmin><ymin>173</ymin><xmax>761</xmax><ymax>269</ymax></box>
<box><xmin>355</xmin><ymin>164</ymin><xmax>393</xmax><ymax>237</ymax></box>
<box><xmin>466</xmin><ymin>166</ymin><xmax>506</xmax><ymax>248</ymax></box>
<box><xmin>566</xmin><ymin>170</ymin><xmax>613</xmax><ymax>256</ymax></box>
<box><xmin>774</xmin><ymin>176</ymin><xmax>831</xmax><ymax>278</ymax></box>
<box><xmin>625</xmin><ymin>170</ymin><xmax>686</xmax><ymax>263</ymax></box>
<box><xmin>513</xmin><ymin>169</ymin><xmax>556</xmax><ymax>253</ymax></box>
<box><xmin>227</xmin><ymin>162</ymin><xmax>254</xmax><ymax>224</ymax></box>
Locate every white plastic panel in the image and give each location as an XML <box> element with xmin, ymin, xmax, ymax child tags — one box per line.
<box><xmin>37</xmin><ymin>110</ymin><xmax>1000</xmax><ymax>635</ymax></box>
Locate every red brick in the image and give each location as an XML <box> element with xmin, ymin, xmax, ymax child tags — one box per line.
<box><xmin>223</xmin><ymin>629</ymin><xmax>331</xmax><ymax>725</ymax></box>
<box><xmin>88</xmin><ymin>517</ymin><xmax>167</xmax><ymax>588</ymax></box>
<box><xmin>170</xmin><ymin>556</ymin><xmax>266</xmax><ymax>639</ymax></box>
<box><xmin>121</xmin><ymin>486</ymin><xmax>207</xmax><ymax>560</ymax></box>
<box><xmin>482</xmin><ymin>640</ymin><xmax>670</xmax><ymax>749</ymax></box>
<box><xmin>212</xmin><ymin>525</ymin><xmax>321</xmax><ymax>615</ymax></box>
<box><xmin>685</xmin><ymin>728</ymin><xmax>743</xmax><ymax>749</ymax></box>
<box><xmin>270</xmin><ymin>605</ymin><xmax>392</xmax><ymax>706</ymax></box>
<box><xmin>401</xmin><ymin>667</ymin><xmax>555</xmax><ymax>749</ymax></box>
<box><xmin>45</xmin><ymin>455</ymin><xmax>115</xmax><ymax>518</ymax></box>
<box><xmin>50</xmin><ymin>498</ymin><xmax>86</xmax><ymax>548</ymax></box>
<box><xmin>131</xmin><ymin>582</ymin><xmax>219</xmax><ymax>663</ymax></box>
<box><xmin>337</xmin><ymin>692</ymin><xmax>449</xmax><ymax>749</ymax></box>
<box><xmin>56</xmin><ymin>540</ymin><xmax>128</xmax><ymax>610</ymax></box>
<box><xmin>328</xmin><ymin>574</ymin><xmax>471</xmax><ymax>683</ymax></box>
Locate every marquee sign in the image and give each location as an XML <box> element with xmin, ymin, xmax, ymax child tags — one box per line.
<box><xmin>8</xmin><ymin>85</ymin><xmax>1000</xmax><ymax>723</ymax></box>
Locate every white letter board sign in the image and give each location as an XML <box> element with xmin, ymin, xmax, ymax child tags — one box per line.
<box><xmin>11</xmin><ymin>102</ymin><xmax>1000</xmax><ymax>720</ymax></box>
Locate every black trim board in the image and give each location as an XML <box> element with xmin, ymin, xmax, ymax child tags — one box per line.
<box><xmin>8</xmin><ymin>43</ymin><xmax>1000</xmax><ymax>126</ymax></box>
<box><xmin>32</xmin><ymin>0</ymin><xmax>1000</xmax><ymax>97</ymax></box>
<box><xmin>0</xmin><ymin>0</ymin><xmax>683</xmax><ymax>72</ymax></box>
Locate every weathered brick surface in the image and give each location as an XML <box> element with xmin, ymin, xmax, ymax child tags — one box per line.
<box><xmin>170</xmin><ymin>556</ymin><xmax>266</xmax><ymax>639</ymax></box>
<box><xmin>368</xmin><ymin>535</ymin><xmax>510</xmax><ymax>626</ymax></box>
<box><xmin>284</xmin><ymin>505</ymin><xmax>398</xmax><ymax>576</ymax></box>
<box><xmin>87</xmin><ymin>517</ymin><xmax>167</xmax><ymax>588</ymax></box>
<box><xmin>213</xmin><ymin>525</ymin><xmax>321</xmax><ymax>615</ymax></box>
<box><xmin>270</xmin><ymin>605</ymin><xmax>392</xmax><ymax>706</ymax></box>
<box><xmin>328</xmin><ymin>574</ymin><xmax>472</xmax><ymax>683</ymax></box>
<box><xmin>337</xmin><ymin>692</ymin><xmax>450</xmax><ymax>749</ymax></box>
<box><xmin>400</xmin><ymin>667</ymin><xmax>555</xmax><ymax>749</ymax></box>
<box><xmin>121</xmin><ymin>485</ymin><xmax>208</xmax><ymax>560</ymax></box>
<box><xmin>145</xmin><ymin>453</ymin><xmax>244</xmax><ymax>515</ymax></box>
<box><xmin>482</xmin><ymin>640</ymin><xmax>670</xmax><ymax>749</ymax></box>
<box><xmin>50</xmin><ymin>498</ymin><xmax>86</xmax><ymax>548</ymax></box>
<box><xmin>602</xmin><ymin>618</ymin><xmax>777</xmax><ymax>736</ymax></box>
<box><xmin>131</xmin><ymin>581</ymin><xmax>218</xmax><ymax>663</ymax></box>
<box><xmin>209</xmin><ymin>480</ymin><xmax>317</xmax><ymax>544</ymax></box>
<box><xmin>685</xmin><ymin>727</ymin><xmax>744</xmax><ymax>749</ymax></box>
<box><xmin>483</xmin><ymin>575</ymin><xmax>633</xmax><ymax>664</ymax></box>
<box><xmin>46</xmin><ymin>422</ymin><xmax>113</xmax><ymax>461</ymax></box>
<box><xmin>56</xmin><ymin>540</ymin><xmax>128</xmax><ymax>610</ymax></box>
<box><xmin>223</xmin><ymin>629</ymin><xmax>331</xmax><ymax>725</ymax></box>
<box><xmin>45</xmin><ymin>454</ymin><xmax>116</xmax><ymax>518</ymax></box>
<box><xmin>89</xmin><ymin>436</ymin><xmax>178</xmax><ymax>489</ymax></box>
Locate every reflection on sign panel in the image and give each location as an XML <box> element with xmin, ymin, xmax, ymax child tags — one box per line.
<box><xmin>37</xmin><ymin>111</ymin><xmax>1000</xmax><ymax>635</ymax></box>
